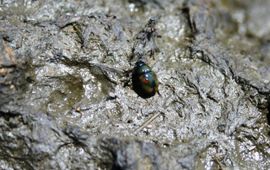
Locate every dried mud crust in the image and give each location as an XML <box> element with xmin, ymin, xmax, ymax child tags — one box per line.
<box><xmin>0</xmin><ymin>0</ymin><xmax>270</xmax><ymax>169</ymax></box>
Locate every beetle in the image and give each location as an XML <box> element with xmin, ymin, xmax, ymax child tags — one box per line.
<box><xmin>132</xmin><ymin>60</ymin><xmax>159</xmax><ymax>98</ymax></box>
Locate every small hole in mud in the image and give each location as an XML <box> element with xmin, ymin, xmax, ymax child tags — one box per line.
<box><xmin>143</xmin><ymin>130</ymin><xmax>150</xmax><ymax>135</ymax></box>
<box><xmin>26</xmin><ymin>76</ymin><xmax>34</xmax><ymax>83</ymax></box>
<box><xmin>162</xmin><ymin>143</ymin><xmax>170</xmax><ymax>148</ymax></box>
<box><xmin>127</xmin><ymin>119</ymin><xmax>133</xmax><ymax>123</ymax></box>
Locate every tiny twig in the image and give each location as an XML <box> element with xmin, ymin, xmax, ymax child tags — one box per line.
<box><xmin>213</xmin><ymin>157</ymin><xmax>224</xmax><ymax>170</ymax></box>
<box><xmin>134</xmin><ymin>112</ymin><xmax>161</xmax><ymax>134</ymax></box>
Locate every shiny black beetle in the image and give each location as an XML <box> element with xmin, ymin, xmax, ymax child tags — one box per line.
<box><xmin>132</xmin><ymin>61</ymin><xmax>159</xmax><ymax>98</ymax></box>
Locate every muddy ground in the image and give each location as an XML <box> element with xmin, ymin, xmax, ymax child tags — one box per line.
<box><xmin>0</xmin><ymin>0</ymin><xmax>270</xmax><ymax>169</ymax></box>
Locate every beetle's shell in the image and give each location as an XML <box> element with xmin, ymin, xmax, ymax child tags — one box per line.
<box><xmin>132</xmin><ymin>61</ymin><xmax>159</xmax><ymax>98</ymax></box>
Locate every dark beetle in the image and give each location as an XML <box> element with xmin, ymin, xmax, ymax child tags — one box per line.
<box><xmin>132</xmin><ymin>61</ymin><xmax>159</xmax><ymax>98</ymax></box>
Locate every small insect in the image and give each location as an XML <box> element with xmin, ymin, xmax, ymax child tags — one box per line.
<box><xmin>132</xmin><ymin>61</ymin><xmax>159</xmax><ymax>98</ymax></box>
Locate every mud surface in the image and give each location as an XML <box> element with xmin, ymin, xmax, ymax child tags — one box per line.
<box><xmin>0</xmin><ymin>0</ymin><xmax>270</xmax><ymax>169</ymax></box>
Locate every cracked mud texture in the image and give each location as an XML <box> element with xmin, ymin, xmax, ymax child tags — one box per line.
<box><xmin>0</xmin><ymin>0</ymin><xmax>270</xmax><ymax>169</ymax></box>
